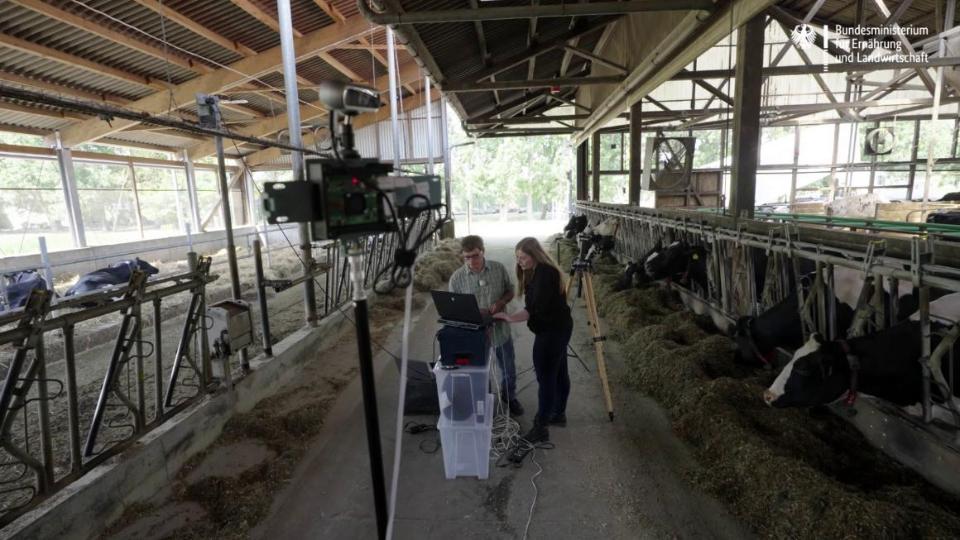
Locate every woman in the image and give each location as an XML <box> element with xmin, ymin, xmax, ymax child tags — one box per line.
<box><xmin>493</xmin><ymin>237</ymin><xmax>573</xmax><ymax>443</ymax></box>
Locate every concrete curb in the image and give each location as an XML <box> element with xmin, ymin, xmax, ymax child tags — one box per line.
<box><xmin>1</xmin><ymin>309</ymin><xmax>350</xmax><ymax>540</ymax></box>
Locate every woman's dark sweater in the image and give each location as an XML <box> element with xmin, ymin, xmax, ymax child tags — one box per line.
<box><xmin>524</xmin><ymin>264</ymin><xmax>573</xmax><ymax>334</ymax></box>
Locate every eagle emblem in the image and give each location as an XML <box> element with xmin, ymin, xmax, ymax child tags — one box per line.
<box><xmin>791</xmin><ymin>24</ymin><xmax>817</xmax><ymax>49</ymax></box>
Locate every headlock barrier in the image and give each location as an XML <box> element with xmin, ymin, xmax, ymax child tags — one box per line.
<box><xmin>577</xmin><ymin>201</ymin><xmax>960</xmax><ymax>494</ymax></box>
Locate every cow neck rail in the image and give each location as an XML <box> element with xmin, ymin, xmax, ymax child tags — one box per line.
<box><xmin>576</xmin><ymin>202</ymin><xmax>960</xmax><ymax>293</ymax></box>
<box><xmin>0</xmin><ymin>273</ymin><xmax>216</xmax><ymax>340</ymax></box>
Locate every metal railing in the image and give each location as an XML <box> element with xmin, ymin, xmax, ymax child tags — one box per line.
<box><xmin>578</xmin><ymin>202</ymin><xmax>960</xmax><ymax>430</ymax></box>
<box><xmin>0</xmin><ymin>223</ymin><xmax>407</xmax><ymax>526</ymax></box>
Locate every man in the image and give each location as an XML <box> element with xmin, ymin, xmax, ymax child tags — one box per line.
<box><xmin>448</xmin><ymin>235</ymin><xmax>524</xmax><ymax>415</ymax></box>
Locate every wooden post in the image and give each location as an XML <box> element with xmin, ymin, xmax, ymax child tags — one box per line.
<box><xmin>729</xmin><ymin>14</ymin><xmax>765</xmax><ymax>219</ymax></box>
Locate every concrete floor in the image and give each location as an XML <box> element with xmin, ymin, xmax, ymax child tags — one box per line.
<box><xmin>251</xmin><ymin>236</ymin><xmax>751</xmax><ymax>540</ymax></box>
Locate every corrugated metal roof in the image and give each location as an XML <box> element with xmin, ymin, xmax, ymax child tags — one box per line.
<box><xmin>297</xmin><ymin>56</ymin><xmax>352</xmax><ymax>85</ymax></box>
<box><xmin>163</xmin><ymin>0</ymin><xmax>282</xmax><ymax>54</ymax></box>
<box><xmin>0</xmin><ymin>3</ymin><xmax>196</xmax><ymax>86</ymax></box>
<box><xmin>290</xmin><ymin>0</ymin><xmax>338</xmax><ymax>32</ymax></box>
<box><xmin>325</xmin><ymin>48</ymin><xmax>386</xmax><ymax>83</ymax></box>
<box><xmin>0</xmin><ymin>108</ymin><xmax>74</xmax><ymax>130</ymax></box>
<box><xmin>330</xmin><ymin>0</ymin><xmax>360</xmax><ymax>21</ymax></box>
<box><xmin>106</xmin><ymin>128</ymin><xmax>202</xmax><ymax>149</ymax></box>
<box><xmin>0</xmin><ymin>46</ymin><xmax>151</xmax><ymax>100</ymax></box>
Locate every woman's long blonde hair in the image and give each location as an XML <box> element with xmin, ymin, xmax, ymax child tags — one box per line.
<box><xmin>515</xmin><ymin>237</ymin><xmax>566</xmax><ymax>296</ymax></box>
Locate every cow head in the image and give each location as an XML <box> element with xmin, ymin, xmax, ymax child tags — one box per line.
<box><xmin>644</xmin><ymin>241</ymin><xmax>683</xmax><ymax>280</ymax></box>
<box><xmin>763</xmin><ymin>334</ymin><xmax>848</xmax><ymax>408</ymax></box>
<box><xmin>110</xmin><ymin>258</ymin><xmax>159</xmax><ymax>276</ymax></box>
<box><xmin>644</xmin><ymin>241</ymin><xmax>709</xmax><ymax>291</ymax></box>
<box><xmin>733</xmin><ymin>316</ymin><xmax>766</xmax><ymax>366</ymax></box>
<box><xmin>683</xmin><ymin>245</ymin><xmax>709</xmax><ymax>293</ymax></box>
<box><xmin>563</xmin><ymin>215</ymin><xmax>588</xmax><ymax>239</ymax></box>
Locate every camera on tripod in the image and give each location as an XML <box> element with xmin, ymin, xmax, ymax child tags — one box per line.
<box><xmin>575</xmin><ymin>232</ymin><xmax>615</xmax><ymax>265</ymax></box>
<box><xmin>261</xmin><ymin>81</ymin><xmax>442</xmax><ymax>241</ymax></box>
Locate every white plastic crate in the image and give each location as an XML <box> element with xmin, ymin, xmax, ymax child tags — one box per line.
<box><xmin>433</xmin><ymin>361</ymin><xmax>489</xmax><ymax>426</ymax></box>
<box><xmin>438</xmin><ymin>394</ymin><xmax>493</xmax><ymax>480</ymax></box>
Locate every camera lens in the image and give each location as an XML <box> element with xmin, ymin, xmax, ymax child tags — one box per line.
<box><xmin>344</xmin><ymin>192</ymin><xmax>367</xmax><ymax>216</ymax></box>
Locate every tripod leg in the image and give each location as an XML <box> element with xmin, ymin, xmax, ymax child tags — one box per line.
<box><xmin>583</xmin><ymin>272</ymin><xmax>614</xmax><ymax>421</ymax></box>
<box><xmin>565</xmin><ymin>270</ymin><xmax>575</xmax><ymax>299</ymax></box>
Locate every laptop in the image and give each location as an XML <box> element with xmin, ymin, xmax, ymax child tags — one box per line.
<box><xmin>431</xmin><ymin>290</ymin><xmax>494</xmax><ymax>330</ymax></box>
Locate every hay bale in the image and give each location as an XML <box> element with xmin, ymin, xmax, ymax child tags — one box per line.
<box><xmin>673</xmin><ymin>378</ymin><xmax>960</xmax><ymax>539</ymax></box>
<box><xmin>412</xmin><ymin>243</ymin><xmax>464</xmax><ymax>292</ymax></box>
<box><xmin>598</xmin><ymin>279</ymin><xmax>960</xmax><ymax>538</ymax></box>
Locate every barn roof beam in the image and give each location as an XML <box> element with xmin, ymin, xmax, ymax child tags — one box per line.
<box><xmin>244</xmin><ymin>88</ymin><xmax>439</xmax><ymax>167</ymax></box>
<box><xmin>444</xmin><ymin>75</ymin><xmax>624</xmax><ymax>92</ymax></box>
<box><xmin>186</xmin><ymin>61</ymin><xmax>422</xmax><ymax>159</ymax></box>
<box><xmin>131</xmin><ymin>0</ymin><xmax>258</xmax><ymax>56</ymax></box>
<box><xmin>357</xmin><ymin>0</ymin><xmax>713</xmax><ymax>25</ymax></box>
<box><xmin>10</xmin><ymin>0</ymin><xmax>209</xmax><ymax>74</ymax></box>
<box><xmin>53</xmin><ymin>15</ymin><xmax>374</xmax><ymax>148</ymax></box>
<box><xmin>562</xmin><ymin>44</ymin><xmax>627</xmax><ymax>74</ymax></box>
<box><xmin>671</xmin><ymin>57</ymin><xmax>960</xmax><ymax>80</ymax></box>
<box><xmin>230</xmin><ymin>0</ymin><xmax>303</xmax><ymax>37</ymax></box>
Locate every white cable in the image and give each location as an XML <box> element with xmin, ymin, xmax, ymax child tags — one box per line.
<box><xmin>385</xmin><ymin>280</ymin><xmax>414</xmax><ymax>540</ymax></box>
<box><xmin>489</xmin><ymin>342</ymin><xmax>522</xmax><ymax>459</ymax></box>
<box><xmin>522</xmin><ymin>447</ymin><xmax>542</xmax><ymax>540</ymax></box>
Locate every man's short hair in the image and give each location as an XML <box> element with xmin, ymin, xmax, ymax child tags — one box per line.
<box><xmin>461</xmin><ymin>235</ymin><xmax>484</xmax><ymax>253</ymax></box>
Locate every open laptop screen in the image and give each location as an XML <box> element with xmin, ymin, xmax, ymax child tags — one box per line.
<box><xmin>430</xmin><ymin>290</ymin><xmax>489</xmax><ymax>327</ymax></box>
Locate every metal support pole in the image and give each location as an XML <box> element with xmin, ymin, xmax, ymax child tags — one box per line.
<box><xmin>628</xmin><ymin>100</ymin><xmax>643</xmax><ymax>206</ymax></box>
<box><xmin>576</xmin><ymin>142</ymin><xmax>588</xmax><ymax>201</ymax></box>
<box><xmin>181</xmin><ymin>150</ymin><xmax>202</xmax><ymax>232</ymax></box>
<box><xmin>127</xmin><ymin>160</ymin><xmax>145</xmax><ymax>239</ymax></box>
<box><xmin>789</xmin><ymin>125</ymin><xmax>800</xmax><ymax>205</ymax></box>
<box><xmin>38</xmin><ymin>236</ymin><xmax>54</xmax><ymax>291</ymax></box>
<box><xmin>440</xmin><ymin>95</ymin><xmax>453</xmax><ymax>211</ymax></box>
<box><xmin>215</xmin><ymin>134</ymin><xmax>247</xmax><ymax>373</ymax></box>
<box><xmin>425</xmin><ymin>72</ymin><xmax>435</xmax><ymax>176</ymax></box>
<box><xmin>277</xmin><ymin>0</ymin><xmax>317</xmax><ymax>327</ymax></box>
<box><xmin>922</xmin><ymin>0</ymin><xmax>955</xmax><ymax>206</ymax></box>
<box><xmin>729</xmin><ymin>15</ymin><xmax>765</xmax><ymax>219</ymax></box>
<box><xmin>591</xmin><ymin>131</ymin><xmax>601</xmax><ymax>202</ymax></box>
<box><xmin>253</xmin><ymin>239</ymin><xmax>273</xmax><ymax>357</ymax></box>
<box><xmin>387</xmin><ymin>27</ymin><xmax>403</xmax><ymax>170</ymax></box>
<box><xmin>170</xmin><ymin>169</ymin><xmax>186</xmax><ymax>233</ymax></box>
<box><xmin>53</xmin><ymin>133</ymin><xmax>86</xmax><ymax>247</ymax></box>
<box><xmin>347</xmin><ymin>243</ymin><xmax>388</xmax><ymax>540</ymax></box>
<box><xmin>153</xmin><ymin>299</ymin><xmax>163</xmax><ymax>423</ymax></box>
<box><xmin>920</xmin><ymin>284</ymin><xmax>933</xmax><ymax>422</ymax></box>
<box><xmin>63</xmin><ymin>325</ymin><xmax>82</xmax><ymax>473</ymax></box>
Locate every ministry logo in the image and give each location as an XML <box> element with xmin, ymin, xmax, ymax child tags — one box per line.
<box><xmin>791</xmin><ymin>24</ymin><xmax>817</xmax><ymax>49</ymax></box>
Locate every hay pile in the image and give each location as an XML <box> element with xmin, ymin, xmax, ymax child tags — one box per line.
<box><xmin>413</xmin><ymin>238</ymin><xmax>463</xmax><ymax>292</ymax></box>
<box><xmin>592</xmin><ymin>273</ymin><xmax>960</xmax><ymax>538</ymax></box>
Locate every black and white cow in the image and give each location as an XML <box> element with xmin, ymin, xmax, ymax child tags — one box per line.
<box><xmin>928</xmin><ymin>211</ymin><xmax>960</xmax><ymax>226</ymax></box>
<box><xmin>938</xmin><ymin>192</ymin><xmax>960</xmax><ymax>202</ymax></box>
<box><xmin>732</xmin><ymin>291</ymin><xmax>852</xmax><ymax>367</ymax></box>
<box><xmin>764</xmin><ymin>293</ymin><xmax>960</xmax><ymax>409</ymax></box>
<box><xmin>734</xmin><ymin>264</ymin><xmax>934</xmax><ymax>367</ymax></box>
<box><xmin>643</xmin><ymin>241</ymin><xmax>710</xmax><ymax>293</ymax></box>
<box><xmin>1</xmin><ymin>270</ymin><xmax>48</xmax><ymax>312</ymax></box>
<box><xmin>613</xmin><ymin>242</ymin><xmax>661</xmax><ymax>292</ymax></box>
<box><xmin>65</xmin><ymin>258</ymin><xmax>159</xmax><ymax>298</ymax></box>
<box><xmin>563</xmin><ymin>215</ymin><xmax>588</xmax><ymax>239</ymax></box>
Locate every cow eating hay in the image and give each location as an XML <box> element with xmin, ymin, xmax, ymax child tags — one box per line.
<box><xmin>586</xmin><ymin>258</ymin><xmax>960</xmax><ymax>538</ymax></box>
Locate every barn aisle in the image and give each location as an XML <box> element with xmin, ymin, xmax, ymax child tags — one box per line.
<box><xmin>251</xmin><ymin>232</ymin><xmax>750</xmax><ymax>539</ymax></box>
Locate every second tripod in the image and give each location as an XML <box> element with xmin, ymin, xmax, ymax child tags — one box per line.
<box><xmin>566</xmin><ymin>257</ymin><xmax>615</xmax><ymax>421</ymax></box>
